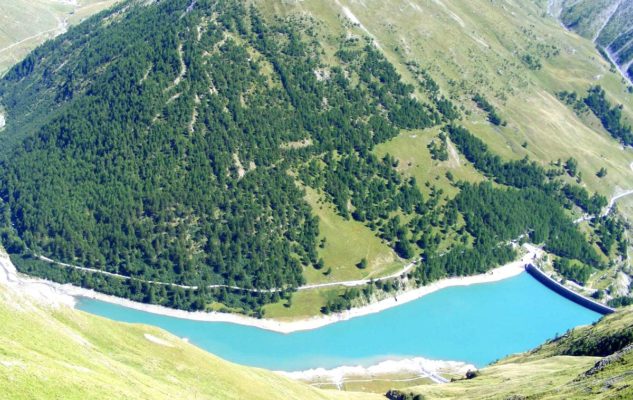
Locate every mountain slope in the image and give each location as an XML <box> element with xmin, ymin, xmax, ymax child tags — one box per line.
<box><xmin>0</xmin><ymin>0</ymin><xmax>632</xmax><ymax>318</ymax></box>
<box><xmin>260</xmin><ymin>0</ymin><xmax>633</xmax><ymax>309</ymax></box>
<box><xmin>0</xmin><ymin>0</ymin><xmax>448</xmax><ymax>315</ymax></box>
<box><xmin>262</xmin><ymin>0</ymin><xmax>633</xmax><ymax>199</ymax></box>
<box><xmin>559</xmin><ymin>0</ymin><xmax>633</xmax><ymax>83</ymax></box>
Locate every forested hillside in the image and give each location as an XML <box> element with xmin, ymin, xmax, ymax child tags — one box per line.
<box><xmin>0</xmin><ymin>0</ymin><xmax>631</xmax><ymax>316</ymax></box>
<box><xmin>0</xmin><ymin>0</ymin><xmax>441</xmax><ymax>314</ymax></box>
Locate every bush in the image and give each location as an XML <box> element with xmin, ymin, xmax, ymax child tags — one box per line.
<box><xmin>466</xmin><ymin>370</ymin><xmax>480</xmax><ymax>379</ymax></box>
<box><xmin>386</xmin><ymin>390</ymin><xmax>425</xmax><ymax>400</ymax></box>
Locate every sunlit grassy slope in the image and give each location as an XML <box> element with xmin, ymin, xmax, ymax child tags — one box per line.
<box><xmin>0</xmin><ymin>0</ymin><xmax>119</xmax><ymax>76</ymax></box>
<box><xmin>374</xmin><ymin>127</ymin><xmax>485</xmax><ymax>199</ymax></box>
<box><xmin>302</xmin><ymin>186</ymin><xmax>401</xmax><ymax>284</ymax></box>
<box><xmin>0</xmin><ymin>285</ymin><xmax>378</xmax><ymax>400</ymax></box>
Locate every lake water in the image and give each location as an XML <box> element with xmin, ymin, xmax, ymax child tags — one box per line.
<box><xmin>76</xmin><ymin>272</ymin><xmax>601</xmax><ymax>371</ymax></box>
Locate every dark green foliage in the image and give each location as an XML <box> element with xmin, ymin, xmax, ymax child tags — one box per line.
<box><xmin>597</xmin><ymin>167</ymin><xmax>608</xmax><ymax>178</ymax></box>
<box><xmin>615</xmin><ymin>43</ymin><xmax>633</xmax><ymax>67</ymax></box>
<box><xmin>433</xmin><ymin>124</ymin><xmax>612</xmax><ymax>294</ymax></box>
<box><xmin>394</xmin><ymin>235</ymin><xmax>414</xmax><ymax>259</ymax></box>
<box><xmin>553</xmin><ymin>257</ymin><xmax>592</xmax><ymax>285</ymax></box>
<box><xmin>465</xmin><ymin>370</ymin><xmax>480</xmax><ymax>379</ymax></box>
<box><xmin>1</xmin><ymin>1</ymin><xmax>322</xmax><ymax>300</ymax></box>
<box><xmin>435</xmin><ymin>96</ymin><xmax>461</xmax><ymax>121</ymax></box>
<box><xmin>557</xmin><ymin>90</ymin><xmax>588</xmax><ymax>114</ymax></box>
<box><xmin>349</xmin><ymin>45</ymin><xmax>439</xmax><ymax>130</ymax></box>
<box><xmin>610</xmin><ymin>30</ymin><xmax>633</xmax><ymax>55</ymax></box>
<box><xmin>565</xmin><ymin>157</ymin><xmax>578</xmax><ymax>177</ymax></box>
<box><xmin>557</xmin><ymin>90</ymin><xmax>578</xmax><ymax>104</ymax></box>
<box><xmin>594</xmin><ymin>216</ymin><xmax>627</xmax><ymax>257</ymax></box>
<box><xmin>404</xmin><ymin>61</ymin><xmax>460</xmax><ymax>121</ymax></box>
<box><xmin>558</xmin><ymin>328</ymin><xmax>633</xmax><ymax>357</ymax></box>
<box><xmin>10</xmin><ymin>254</ymin><xmax>282</xmax><ymax>313</ymax></box>
<box><xmin>561</xmin><ymin>184</ymin><xmax>607</xmax><ymax>215</ymax></box>
<box><xmin>428</xmin><ymin>132</ymin><xmax>449</xmax><ymax>161</ymax></box>
<box><xmin>453</xmin><ymin>183</ymin><xmax>600</xmax><ymax>266</ymax></box>
<box><xmin>386</xmin><ymin>390</ymin><xmax>424</xmax><ymax>400</ymax></box>
<box><xmin>472</xmin><ymin>93</ymin><xmax>504</xmax><ymax>126</ymax></box>
<box><xmin>0</xmin><ymin>0</ymin><xmax>612</xmax><ymax>316</ymax></box>
<box><xmin>447</xmin><ymin>125</ymin><xmax>546</xmax><ymax>188</ymax></box>
<box><xmin>608</xmin><ymin>297</ymin><xmax>633</xmax><ymax>308</ymax></box>
<box><xmin>597</xmin><ymin>46</ymin><xmax>615</xmax><ymax>69</ymax></box>
<box><xmin>321</xmin><ymin>288</ymin><xmax>360</xmax><ymax>314</ymax></box>
<box><xmin>520</xmin><ymin>53</ymin><xmax>542</xmax><ymax>70</ymax></box>
<box><xmin>583</xmin><ymin>86</ymin><xmax>633</xmax><ymax>145</ymax></box>
<box><xmin>413</xmin><ymin>242</ymin><xmax>516</xmax><ymax>284</ymax></box>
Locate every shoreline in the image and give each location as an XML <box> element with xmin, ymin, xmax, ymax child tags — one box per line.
<box><xmin>0</xmin><ymin>248</ymin><xmax>475</xmax><ymax>378</ymax></box>
<box><xmin>1</xmin><ymin>244</ymin><xmax>540</xmax><ymax>334</ymax></box>
<box><xmin>0</xmin><ymin>245</ymin><xmax>535</xmax><ymax>379</ymax></box>
<box><xmin>277</xmin><ymin>357</ymin><xmax>475</xmax><ymax>386</ymax></box>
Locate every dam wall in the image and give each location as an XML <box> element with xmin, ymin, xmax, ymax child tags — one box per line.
<box><xmin>525</xmin><ymin>264</ymin><xmax>614</xmax><ymax>315</ymax></box>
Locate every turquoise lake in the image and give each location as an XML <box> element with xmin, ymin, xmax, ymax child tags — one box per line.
<box><xmin>77</xmin><ymin>272</ymin><xmax>602</xmax><ymax>371</ymax></box>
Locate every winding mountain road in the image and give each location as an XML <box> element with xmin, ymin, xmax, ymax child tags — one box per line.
<box><xmin>603</xmin><ymin>189</ymin><xmax>633</xmax><ymax>216</ymax></box>
<box><xmin>35</xmin><ymin>254</ymin><xmax>419</xmax><ymax>293</ymax></box>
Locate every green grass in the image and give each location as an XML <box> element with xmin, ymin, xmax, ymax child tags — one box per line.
<box><xmin>0</xmin><ymin>284</ymin><xmax>379</xmax><ymax>400</ymax></box>
<box><xmin>302</xmin><ymin>186</ymin><xmax>402</xmax><ymax>284</ymax></box>
<box><xmin>374</xmin><ymin>127</ymin><xmax>485</xmax><ymax>198</ymax></box>
<box><xmin>262</xmin><ymin>286</ymin><xmax>345</xmax><ymax>320</ymax></box>
<box><xmin>410</xmin><ymin>356</ymin><xmax>599</xmax><ymax>400</ymax></box>
<box><xmin>261</xmin><ymin>0</ymin><xmax>633</xmax><ymax>204</ymax></box>
<box><xmin>313</xmin><ymin>374</ymin><xmax>435</xmax><ymax>394</ymax></box>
